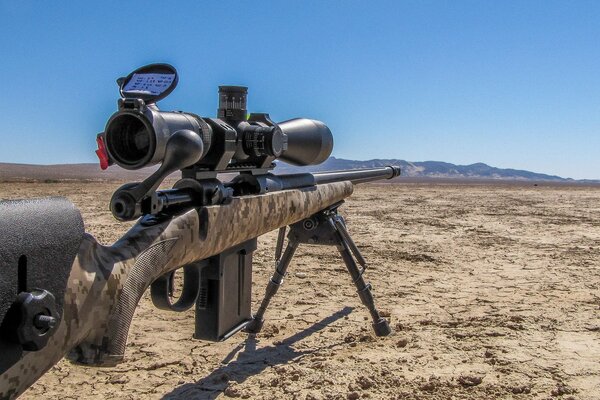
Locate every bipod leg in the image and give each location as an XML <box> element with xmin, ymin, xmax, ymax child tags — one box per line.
<box><xmin>245</xmin><ymin>239</ymin><xmax>299</xmax><ymax>334</ymax></box>
<box><xmin>274</xmin><ymin>226</ymin><xmax>286</xmax><ymax>262</ymax></box>
<box><xmin>327</xmin><ymin>214</ymin><xmax>391</xmax><ymax>337</ymax></box>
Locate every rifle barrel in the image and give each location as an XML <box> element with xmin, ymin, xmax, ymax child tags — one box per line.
<box><xmin>313</xmin><ymin>166</ymin><xmax>400</xmax><ymax>185</ymax></box>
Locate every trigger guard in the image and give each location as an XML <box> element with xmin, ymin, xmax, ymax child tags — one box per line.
<box><xmin>150</xmin><ymin>263</ymin><xmax>201</xmax><ymax>312</ymax></box>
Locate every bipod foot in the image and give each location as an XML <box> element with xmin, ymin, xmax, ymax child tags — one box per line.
<box><xmin>372</xmin><ymin>317</ymin><xmax>391</xmax><ymax>337</ymax></box>
<box><xmin>244</xmin><ymin>317</ymin><xmax>264</xmax><ymax>334</ymax></box>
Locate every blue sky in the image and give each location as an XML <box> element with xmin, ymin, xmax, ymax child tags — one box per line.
<box><xmin>0</xmin><ymin>1</ymin><xmax>599</xmax><ymax>179</ymax></box>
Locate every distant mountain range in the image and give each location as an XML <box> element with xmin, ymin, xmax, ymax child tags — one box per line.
<box><xmin>277</xmin><ymin>157</ymin><xmax>596</xmax><ymax>183</ymax></box>
<box><xmin>0</xmin><ymin>158</ymin><xmax>596</xmax><ymax>183</ymax></box>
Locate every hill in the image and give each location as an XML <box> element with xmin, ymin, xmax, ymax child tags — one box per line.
<box><xmin>276</xmin><ymin>157</ymin><xmax>589</xmax><ymax>182</ymax></box>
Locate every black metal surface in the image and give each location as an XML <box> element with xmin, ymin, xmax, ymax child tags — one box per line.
<box><xmin>312</xmin><ymin>166</ymin><xmax>400</xmax><ymax>185</ymax></box>
<box><xmin>194</xmin><ymin>239</ymin><xmax>257</xmax><ymax>342</ymax></box>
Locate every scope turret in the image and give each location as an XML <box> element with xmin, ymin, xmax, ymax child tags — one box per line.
<box><xmin>218</xmin><ymin>86</ymin><xmax>247</xmax><ymax>121</ymax></box>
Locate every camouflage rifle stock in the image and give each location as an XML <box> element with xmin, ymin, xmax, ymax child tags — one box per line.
<box><xmin>0</xmin><ymin>180</ymin><xmax>353</xmax><ymax>398</ymax></box>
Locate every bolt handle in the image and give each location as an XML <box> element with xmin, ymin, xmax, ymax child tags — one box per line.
<box><xmin>110</xmin><ymin>129</ymin><xmax>204</xmax><ymax>221</ymax></box>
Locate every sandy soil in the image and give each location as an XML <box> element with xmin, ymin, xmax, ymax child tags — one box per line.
<box><xmin>1</xmin><ymin>181</ymin><xmax>599</xmax><ymax>399</ymax></box>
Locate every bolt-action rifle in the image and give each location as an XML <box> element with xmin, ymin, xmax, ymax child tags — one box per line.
<box><xmin>0</xmin><ymin>64</ymin><xmax>400</xmax><ymax>399</ymax></box>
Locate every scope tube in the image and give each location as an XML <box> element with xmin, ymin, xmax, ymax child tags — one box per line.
<box><xmin>104</xmin><ymin>107</ymin><xmax>213</xmax><ymax>170</ymax></box>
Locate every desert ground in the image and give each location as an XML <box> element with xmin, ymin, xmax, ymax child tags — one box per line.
<box><xmin>1</xmin><ymin>180</ymin><xmax>599</xmax><ymax>399</ymax></box>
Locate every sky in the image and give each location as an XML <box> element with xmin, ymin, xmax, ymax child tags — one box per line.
<box><xmin>0</xmin><ymin>1</ymin><xmax>599</xmax><ymax>179</ymax></box>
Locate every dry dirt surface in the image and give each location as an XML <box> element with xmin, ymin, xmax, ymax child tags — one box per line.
<box><xmin>2</xmin><ymin>181</ymin><xmax>599</xmax><ymax>400</ymax></box>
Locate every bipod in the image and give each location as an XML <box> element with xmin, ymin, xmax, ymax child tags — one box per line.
<box><xmin>245</xmin><ymin>201</ymin><xmax>391</xmax><ymax>337</ymax></box>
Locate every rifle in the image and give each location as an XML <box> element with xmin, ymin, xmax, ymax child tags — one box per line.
<box><xmin>0</xmin><ymin>64</ymin><xmax>400</xmax><ymax>399</ymax></box>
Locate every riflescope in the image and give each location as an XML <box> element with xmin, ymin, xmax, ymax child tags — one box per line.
<box><xmin>98</xmin><ymin>63</ymin><xmax>333</xmax><ymax>173</ymax></box>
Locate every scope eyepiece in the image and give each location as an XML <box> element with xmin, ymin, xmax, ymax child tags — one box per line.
<box><xmin>104</xmin><ymin>104</ymin><xmax>212</xmax><ymax>170</ymax></box>
<box><xmin>105</xmin><ymin>112</ymin><xmax>156</xmax><ymax>169</ymax></box>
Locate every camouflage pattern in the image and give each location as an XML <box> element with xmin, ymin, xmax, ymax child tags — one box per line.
<box><xmin>0</xmin><ymin>181</ymin><xmax>353</xmax><ymax>399</ymax></box>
